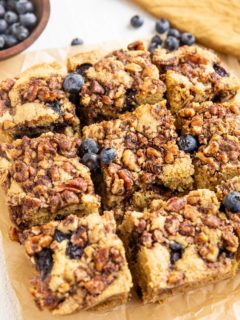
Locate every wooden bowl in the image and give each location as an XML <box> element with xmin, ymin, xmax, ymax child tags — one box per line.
<box><xmin>0</xmin><ymin>0</ymin><xmax>50</xmax><ymax>60</ymax></box>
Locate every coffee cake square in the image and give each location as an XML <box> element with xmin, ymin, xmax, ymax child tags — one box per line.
<box><xmin>0</xmin><ymin>133</ymin><xmax>100</xmax><ymax>229</ymax></box>
<box><xmin>20</xmin><ymin>212</ymin><xmax>132</xmax><ymax>314</ymax></box>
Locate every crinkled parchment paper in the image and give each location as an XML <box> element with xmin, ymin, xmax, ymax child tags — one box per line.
<box><xmin>1</xmin><ymin>41</ymin><xmax>240</xmax><ymax>320</ymax></box>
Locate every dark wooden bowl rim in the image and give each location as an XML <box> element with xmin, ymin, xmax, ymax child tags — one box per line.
<box><xmin>0</xmin><ymin>0</ymin><xmax>50</xmax><ymax>60</ymax></box>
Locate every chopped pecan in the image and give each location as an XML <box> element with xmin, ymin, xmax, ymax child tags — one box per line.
<box><xmin>179</xmin><ymin>220</ymin><xmax>195</xmax><ymax>236</ymax></box>
<box><xmin>164</xmin><ymin>216</ymin><xmax>180</xmax><ymax>235</ymax></box>
<box><xmin>203</xmin><ymin>215</ymin><xmax>220</xmax><ymax>228</ymax></box>
<box><xmin>90</xmin><ymin>80</ymin><xmax>105</xmax><ymax>94</ymax></box>
<box><xmin>61</xmin><ymin>190</ymin><xmax>79</xmax><ymax>205</ymax></box>
<box><xmin>166</xmin><ymin>197</ymin><xmax>186</xmax><ymax>212</ymax></box>
<box><xmin>136</xmin><ymin>219</ymin><xmax>146</xmax><ymax>233</ymax></box>
<box><xmin>22</xmin><ymin>196</ymin><xmax>42</xmax><ymax>214</ymax></box>
<box><xmin>118</xmin><ymin>169</ymin><xmax>134</xmax><ymax>190</ymax></box>
<box><xmin>13</xmin><ymin>160</ymin><xmax>29</xmax><ymax>182</ymax></box>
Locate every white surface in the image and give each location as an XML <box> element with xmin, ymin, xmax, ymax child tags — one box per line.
<box><xmin>28</xmin><ymin>0</ymin><xmax>156</xmax><ymax>51</ymax></box>
<box><xmin>0</xmin><ymin>1</ymin><xmax>158</xmax><ymax>319</ymax></box>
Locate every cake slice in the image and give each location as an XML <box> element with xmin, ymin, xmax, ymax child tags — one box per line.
<box><xmin>67</xmin><ymin>49</ymin><xmax>107</xmax><ymax>73</ymax></box>
<box><xmin>80</xmin><ymin>41</ymin><xmax>166</xmax><ymax>123</ymax></box>
<box><xmin>0</xmin><ymin>133</ymin><xmax>100</xmax><ymax>229</ymax></box>
<box><xmin>82</xmin><ymin>102</ymin><xmax>194</xmax><ymax>214</ymax></box>
<box><xmin>151</xmin><ymin>45</ymin><xmax>240</xmax><ymax>114</ymax></box>
<box><xmin>19</xmin><ymin>212</ymin><xmax>132</xmax><ymax>315</ymax></box>
<box><xmin>194</xmin><ymin>134</ymin><xmax>240</xmax><ymax>189</ymax></box>
<box><xmin>0</xmin><ymin>62</ymin><xmax>79</xmax><ymax>142</ymax></box>
<box><xmin>119</xmin><ymin>189</ymin><xmax>239</xmax><ymax>303</ymax></box>
<box><xmin>177</xmin><ymin>101</ymin><xmax>240</xmax><ymax>144</ymax></box>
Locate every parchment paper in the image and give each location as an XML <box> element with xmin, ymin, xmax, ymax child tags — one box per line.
<box><xmin>1</xmin><ymin>41</ymin><xmax>240</xmax><ymax>320</ymax></box>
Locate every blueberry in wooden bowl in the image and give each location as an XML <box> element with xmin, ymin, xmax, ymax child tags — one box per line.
<box><xmin>0</xmin><ymin>0</ymin><xmax>50</xmax><ymax>60</ymax></box>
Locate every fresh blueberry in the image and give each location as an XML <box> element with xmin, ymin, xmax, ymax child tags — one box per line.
<box><xmin>71</xmin><ymin>37</ymin><xmax>83</xmax><ymax>46</ymax></box>
<box><xmin>4</xmin><ymin>34</ymin><xmax>17</xmax><ymax>47</ymax></box>
<box><xmin>164</xmin><ymin>36</ymin><xmax>179</xmax><ymax>51</ymax></box>
<box><xmin>223</xmin><ymin>192</ymin><xmax>240</xmax><ymax>213</ymax></box>
<box><xmin>15</xmin><ymin>0</ymin><xmax>34</xmax><ymax>14</ymax></box>
<box><xmin>81</xmin><ymin>153</ymin><xmax>99</xmax><ymax>171</ymax></box>
<box><xmin>4</xmin><ymin>11</ymin><xmax>18</xmax><ymax>24</ymax></box>
<box><xmin>66</xmin><ymin>242</ymin><xmax>84</xmax><ymax>259</ymax></box>
<box><xmin>8</xmin><ymin>21</ymin><xmax>19</xmax><ymax>34</ymax></box>
<box><xmin>167</xmin><ymin>28</ymin><xmax>180</xmax><ymax>39</ymax></box>
<box><xmin>151</xmin><ymin>34</ymin><xmax>162</xmax><ymax>45</ymax></box>
<box><xmin>178</xmin><ymin>135</ymin><xmax>198</xmax><ymax>153</ymax></box>
<box><xmin>76</xmin><ymin>63</ymin><xmax>92</xmax><ymax>76</ymax></box>
<box><xmin>79</xmin><ymin>138</ymin><xmax>99</xmax><ymax>156</ymax></box>
<box><xmin>100</xmin><ymin>148</ymin><xmax>116</xmax><ymax>164</ymax></box>
<box><xmin>130</xmin><ymin>15</ymin><xmax>144</xmax><ymax>28</ymax></box>
<box><xmin>155</xmin><ymin>18</ymin><xmax>170</xmax><ymax>34</ymax></box>
<box><xmin>148</xmin><ymin>42</ymin><xmax>159</xmax><ymax>52</ymax></box>
<box><xmin>0</xmin><ymin>4</ymin><xmax>5</xmax><ymax>18</ymax></box>
<box><xmin>34</xmin><ymin>248</ymin><xmax>53</xmax><ymax>280</ymax></box>
<box><xmin>19</xmin><ymin>12</ymin><xmax>37</xmax><ymax>28</ymax></box>
<box><xmin>181</xmin><ymin>32</ymin><xmax>195</xmax><ymax>46</ymax></box>
<box><xmin>15</xmin><ymin>24</ymin><xmax>29</xmax><ymax>40</ymax></box>
<box><xmin>54</xmin><ymin>230</ymin><xmax>71</xmax><ymax>243</ymax></box>
<box><xmin>63</xmin><ymin>72</ymin><xmax>84</xmax><ymax>94</ymax></box>
<box><xmin>6</xmin><ymin>0</ymin><xmax>17</xmax><ymax>10</ymax></box>
<box><xmin>0</xmin><ymin>34</ymin><xmax>5</xmax><ymax>48</ymax></box>
<box><xmin>213</xmin><ymin>63</ymin><xmax>229</xmax><ymax>77</ymax></box>
<box><xmin>0</xmin><ymin>19</ymin><xmax>7</xmax><ymax>33</ymax></box>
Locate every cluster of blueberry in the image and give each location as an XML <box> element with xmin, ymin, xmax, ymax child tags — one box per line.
<box><xmin>130</xmin><ymin>15</ymin><xmax>195</xmax><ymax>52</ymax></box>
<box><xmin>0</xmin><ymin>0</ymin><xmax>37</xmax><ymax>50</ymax></box>
<box><xmin>79</xmin><ymin>138</ymin><xmax>116</xmax><ymax>172</ymax></box>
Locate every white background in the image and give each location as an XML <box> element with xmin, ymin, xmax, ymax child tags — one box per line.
<box><xmin>29</xmin><ymin>0</ymin><xmax>157</xmax><ymax>51</ymax></box>
<box><xmin>0</xmin><ymin>1</ymin><xmax>159</xmax><ymax>319</ymax></box>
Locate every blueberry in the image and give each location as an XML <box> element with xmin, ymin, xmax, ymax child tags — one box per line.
<box><xmin>148</xmin><ymin>42</ymin><xmax>159</xmax><ymax>52</ymax></box>
<box><xmin>4</xmin><ymin>34</ymin><xmax>17</xmax><ymax>47</ymax></box>
<box><xmin>0</xmin><ymin>4</ymin><xmax>5</xmax><ymax>18</ymax></box>
<box><xmin>34</xmin><ymin>248</ymin><xmax>53</xmax><ymax>280</ymax></box>
<box><xmin>6</xmin><ymin>0</ymin><xmax>17</xmax><ymax>10</ymax></box>
<box><xmin>100</xmin><ymin>148</ymin><xmax>116</xmax><ymax>164</ymax></box>
<box><xmin>155</xmin><ymin>18</ymin><xmax>170</xmax><ymax>34</ymax></box>
<box><xmin>213</xmin><ymin>63</ymin><xmax>229</xmax><ymax>77</ymax></box>
<box><xmin>170</xmin><ymin>242</ymin><xmax>183</xmax><ymax>251</ymax></box>
<box><xmin>0</xmin><ymin>34</ymin><xmax>5</xmax><ymax>48</ymax></box>
<box><xmin>66</xmin><ymin>242</ymin><xmax>84</xmax><ymax>259</ymax></box>
<box><xmin>130</xmin><ymin>15</ymin><xmax>144</xmax><ymax>28</ymax></box>
<box><xmin>0</xmin><ymin>19</ymin><xmax>7</xmax><ymax>33</ymax></box>
<box><xmin>81</xmin><ymin>153</ymin><xmax>99</xmax><ymax>171</ymax></box>
<box><xmin>63</xmin><ymin>72</ymin><xmax>84</xmax><ymax>94</ymax></box>
<box><xmin>71</xmin><ymin>37</ymin><xmax>83</xmax><ymax>46</ymax></box>
<box><xmin>5</xmin><ymin>11</ymin><xmax>18</xmax><ymax>24</ymax></box>
<box><xmin>181</xmin><ymin>32</ymin><xmax>195</xmax><ymax>46</ymax></box>
<box><xmin>178</xmin><ymin>135</ymin><xmax>198</xmax><ymax>153</ymax></box>
<box><xmin>170</xmin><ymin>251</ymin><xmax>182</xmax><ymax>264</ymax></box>
<box><xmin>170</xmin><ymin>242</ymin><xmax>183</xmax><ymax>264</ymax></box>
<box><xmin>167</xmin><ymin>28</ymin><xmax>180</xmax><ymax>39</ymax></box>
<box><xmin>76</xmin><ymin>63</ymin><xmax>92</xmax><ymax>76</ymax></box>
<box><xmin>19</xmin><ymin>12</ymin><xmax>37</xmax><ymax>28</ymax></box>
<box><xmin>8</xmin><ymin>22</ymin><xmax>18</xmax><ymax>34</ymax></box>
<box><xmin>47</xmin><ymin>101</ymin><xmax>62</xmax><ymax>114</ymax></box>
<box><xmin>16</xmin><ymin>0</ymin><xmax>33</xmax><ymax>14</ymax></box>
<box><xmin>164</xmin><ymin>36</ymin><xmax>180</xmax><ymax>51</ymax></box>
<box><xmin>15</xmin><ymin>24</ymin><xmax>29</xmax><ymax>41</ymax></box>
<box><xmin>223</xmin><ymin>192</ymin><xmax>240</xmax><ymax>213</ymax></box>
<box><xmin>54</xmin><ymin>230</ymin><xmax>71</xmax><ymax>243</ymax></box>
<box><xmin>79</xmin><ymin>138</ymin><xmax>99</xmax><ymax>156</ymax></box>
<box><xmin>151</xmin><ymin>34</ymin><xmax>162</xmax><ymax>45</ymax></box>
